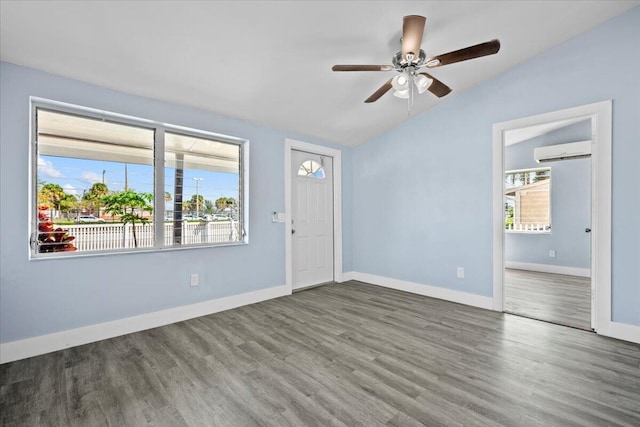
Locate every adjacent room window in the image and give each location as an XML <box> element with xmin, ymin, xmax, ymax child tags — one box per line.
<box><xmin>504</xmin><ymin>167</ymin><xmax>551</xmax><ymax>233</ymax></box>
<box><xmin>298</xmin><ymin>160</ymin><xmax>325</xmax><ymax>178</ymax></box>
<box><xmin>32</xmin><ymin>100</ymin><xmax>247</xmax><ymax>257</ymax></box>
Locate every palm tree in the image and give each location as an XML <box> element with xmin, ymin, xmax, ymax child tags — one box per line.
<box><xmin>82</xmin><ymin>182</ymin><xmax>109</xmax><ymax>215</ymax></box>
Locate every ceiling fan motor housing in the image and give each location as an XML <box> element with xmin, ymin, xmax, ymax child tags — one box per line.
<box><xmin>393</xmin><ymin>49</ymin><xmax>426</xmax><ymax>72</ymax></box>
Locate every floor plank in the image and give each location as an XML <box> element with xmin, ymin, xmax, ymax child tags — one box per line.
<box><xmin>504</xmin><ymin>268</ymin><xmax>591</xmax><ymax>330</ymax></box>
<box><xmin>1</xmin><ymin>281</ymin><xmax>638</xmax><ymax>426</ymax></box>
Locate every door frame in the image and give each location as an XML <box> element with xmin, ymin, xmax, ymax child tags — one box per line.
<box><xmin>492</xmin><ymin>100</ymin><xmax>612</xmax><ymax>334</ymax></box>
<box><xmin>285</xmin><ymin>138</ymin><xmax>343</xmax><ymax>293</ymax></box>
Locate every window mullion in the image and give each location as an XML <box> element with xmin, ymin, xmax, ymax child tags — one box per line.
<box><xmin>154</xmin><ymin>127</ymin><xmax>165</xmax><ymax>249</ymax></box>
<box><xmin>30</xmin><ymin>103</ymin><xmax>39</xmax><ymax>256</ymax></box>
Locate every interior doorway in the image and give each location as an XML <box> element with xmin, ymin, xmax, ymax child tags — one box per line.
<box><xmin>492</xmin><ymin>101</ymin><xmax>612</xmax><ymax>334</ymax></box>
<box><xmin>502</xmin><ymin>119</ymin><xmax>592</xmax><ymax>329</ymax></box>
<box><xmin>284</xmin><ymin>139</ymin><xmax>343</xmax><ymax>293</ymax></box>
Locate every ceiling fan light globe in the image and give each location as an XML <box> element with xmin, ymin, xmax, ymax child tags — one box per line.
<box><xmin>393</xmin><ymin>89</ymin><xmax>409</xmax><ymax>99</ymax></box>
<box><xmin>415</xmin><ymin>74</ymin><xmax>433</xmax><ymax>94</ymax></box>
<box><xmin>391</xmin><ymin>75</ymin><xmax>409</xmax><ymax>91</ymax></box>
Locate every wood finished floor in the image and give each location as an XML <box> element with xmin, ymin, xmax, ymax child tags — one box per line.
<box><xmin>2</xmin><ymin>281</ymin><xmax>639</xmax><ymax>427</ymax></box>
<box><xmin>504</xmin><ymin>269</ymin><xmax>591</xmax><ymax>330</ymax></box>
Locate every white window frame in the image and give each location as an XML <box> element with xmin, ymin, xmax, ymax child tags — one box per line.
<box><xmin>30</xmin><ymin>97</ymin><xmax>249</xmax><ymax>258</ymax></box>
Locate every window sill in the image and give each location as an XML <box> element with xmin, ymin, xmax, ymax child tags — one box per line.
<box><xmin>30</xmin><ymin>240</ymin><xmax>248</xmax><ymax>261</ymax></box>
<box><xmin>505</xmin><ymin>230</ymin><xmax>551</xmax><ymax>235</ymax></box>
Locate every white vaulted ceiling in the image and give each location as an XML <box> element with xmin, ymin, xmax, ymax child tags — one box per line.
<box><xmin>1</xmin><ymin>1</ymin><xmax>637</xmax><ymax>146</ymax></box>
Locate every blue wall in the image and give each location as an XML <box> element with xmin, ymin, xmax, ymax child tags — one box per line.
<box><xmin>352</xmin><ymin>7</ymin><xmax>640</xmax><ymax>325</ymax></box>
<box><xmin>505</xmin><ymin>121</ymin><xmax>591</xmax><ymax>269</ymax></box>
<box><xmin>2</xmin><ymin>7</ymin><xmax>639</xmax><ymax>345</ymax></box>
<box><xmin>0</xmin><ymin>61</ymin><xmax>352</xmax><ymax>343</ymax></box>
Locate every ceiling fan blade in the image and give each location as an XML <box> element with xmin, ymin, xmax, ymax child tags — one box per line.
<box><xmin>402</xmin><ymin>15</ymin><xmax>426</xmax><ymax>61</ymax></box>
<box><xmin>426</xmin><ymin>39</ymin><xmax>501</xmax><ymax>67</ymax></box>
<box><xmin>365</xmin><ymin>79</ymin><xmax>393</xmax><ymax>103</ymax></box>
<box><xmin>419</xmin><ymin>72</ymin><xmax>452</xmax><ymax>98</ymax></box>
<box><xmin>332</xmin><ymin>65</ymin><xmax>394</xmax><ymax>71</ymax></box>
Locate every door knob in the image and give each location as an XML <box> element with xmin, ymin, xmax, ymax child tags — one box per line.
<box><xmin>585</xmin><ymin>228</ymin><xmax>591</xmax><ymax>233</ymax></box>
<box><xmin>292</xmin><ymin>229</ymin><xmax>296</xmax><ymax>234</ymax></box>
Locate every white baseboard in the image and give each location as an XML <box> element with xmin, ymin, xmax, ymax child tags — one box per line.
<box><xmin>505</xmin><ymin>261</ymin><xmax>590</xmax><ymax>278</ymax></box>
<box><xmin>605</xmin><ymin>321</ymin><xmax>640</xmax><ymax>344</ymax></box>
<box><xmin>351</xmin><ymin>272</ymin><xmax>493</xmax><ymax>310</ymax></box>
<box><xmin>340</xmin><ymin>271</ymin><xmax>355</xmax><ymax>282</ymax></box>
<box><xmin>0</xmin><ymin>284</ymin><xmax>290</xmax><ymax>364</ymax></box>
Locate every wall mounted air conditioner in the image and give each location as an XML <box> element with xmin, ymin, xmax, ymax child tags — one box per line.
<box><xmin>534</xmin><ymin>140</ymin><xmax>592</xmax><ymax>163</ymax></box>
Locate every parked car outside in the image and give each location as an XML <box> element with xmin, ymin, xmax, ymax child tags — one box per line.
<box><xmin>212</xmin><ymin>214</ymin><xmax>230</xmax><ymax>221</ymax></box>
<box><xmin>182</xmin><ymin>214</ymin><xmax>206</xmax><ymax>221</ymax></box>
<box><xmin>74</xmin><ymin>215</ymin><xmax>105</xmax><ymax>223</ymax></box>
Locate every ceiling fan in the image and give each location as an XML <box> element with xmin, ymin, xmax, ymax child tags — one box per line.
<box><xmin>332</xmin><ymin>15</ymin><xmax>500</xmax><ymax>108</ymax></box>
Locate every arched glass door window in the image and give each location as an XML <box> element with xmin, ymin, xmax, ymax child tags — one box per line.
<box><xmin>298</xmin><ymin>160</ymin><xmax>325</xmax><ymax>179</ymax></box>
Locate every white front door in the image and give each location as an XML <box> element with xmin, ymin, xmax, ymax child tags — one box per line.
<box><xmin>291</xmin><ymin>149</ymin><xmax>334</xmax><ymax>290</ymax></box>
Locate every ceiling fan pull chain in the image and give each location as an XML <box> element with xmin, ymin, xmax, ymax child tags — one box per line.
<box><xmin>408</xmin><ymin>75</ymin><xmax>414</xmax><ymax>114</ymax></box>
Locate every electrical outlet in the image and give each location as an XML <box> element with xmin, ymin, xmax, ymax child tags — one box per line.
<box><xmin>457</xmin><ymin>267</ymin><xmax>465</xmax><ymax>279</ymax></box>
<box><xmin>549</xmin><ymin>250</ymin><xmax>556</xmax><ymax>258</ymax></box>
<box><xmin>190</xmin><ymin>273</ymin><xmax>199</xmax><ymax>287</ymax></box>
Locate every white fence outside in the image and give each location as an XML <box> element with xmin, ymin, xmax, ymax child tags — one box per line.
<box><xmin>64</xmin><ymin>221</ymin><xmax>240</xmax><ymax>251</ymax></box>
<box><xmin>505</xmin><ymin>223</ymin><xmax>550</xmax><ymax>232</ymax></box>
